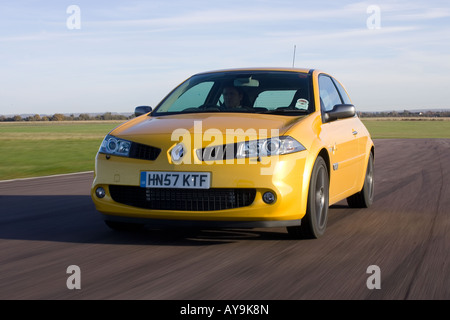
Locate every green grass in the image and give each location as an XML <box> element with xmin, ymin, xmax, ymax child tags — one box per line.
<box><xmin>0</xmin><ymin>119</ymin><xmax>449</xmax><ymax>180</ymax></box>
<box><xmin>0</xmin><ymin>121</ymin><xmax>123</xmax><ymax>180</ymax></box>
<box><xmin>362</xmin><ymin>118</ymin><xmax>450</xmax><ymax>139</ymax></box>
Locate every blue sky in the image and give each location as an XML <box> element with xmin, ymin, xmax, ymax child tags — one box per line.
<box><xmin>1</xmin><ymin>0</ymin><xmax>449</xmax><ymax>115</ymax></box>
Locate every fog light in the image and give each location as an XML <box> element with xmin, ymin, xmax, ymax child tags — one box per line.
<box><xmin>96</xmin><ymin>187</ymin><xmax>106</xmax><ymax>198</ymax></box>
<box><xmin>262</xmin><ymin>191</ymin><xmax>276</xmax><ymax>204</ymax></box>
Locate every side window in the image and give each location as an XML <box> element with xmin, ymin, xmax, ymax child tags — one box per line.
<box><xmin>332</xmin><ymin>78</ymin><xmax>352</xmax><ymax>105</ymax></box>
<box><xmin>170</xmin><ymin>81</ymin><xmax>214</xmax><ymax>111</ymax></box>
<box><xmin>318</xmin><ymin>75</ymin><xmax>342</xmax><ymax>112</ymax></box>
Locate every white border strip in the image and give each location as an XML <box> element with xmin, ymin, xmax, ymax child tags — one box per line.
<box><xmin>0</xmin><ymin>171</ymin><xmax>94</xmax><ymax>183</ymax></box>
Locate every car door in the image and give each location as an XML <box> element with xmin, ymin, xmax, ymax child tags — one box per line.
<box><xmin>332</xmin><ymin>76</ymin><xmax>368</xmax><ymax>179</ymax></box>
<box><xmin>318</xmin><ymin>75</ymin><xmax>361</xmax><ymax>202</ymax></box>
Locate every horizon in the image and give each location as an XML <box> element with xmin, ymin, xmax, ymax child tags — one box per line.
<box><xmin>1</xmin><ymin>1</ymin><xmax>450</xmax><ymax>115</ymax></box>
<box><xmin>2</xmin><ymin>107</ymin><xmax>450</xmax><ymax>119</ymax></box>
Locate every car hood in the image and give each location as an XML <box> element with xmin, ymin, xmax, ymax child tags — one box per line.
<box><xmin>112</xmin><ymin>113</ymin><xmax>306</xmax><ymax>141</ymax></box>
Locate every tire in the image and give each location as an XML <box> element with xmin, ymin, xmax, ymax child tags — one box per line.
<box><xmin>104</xmin><ymin>220</ymin><xmax>144</xmax><ymax>231</ymax></box>
<box><xmin>287</xmin><ymin>156</ymin><xmax>329</xmax><ymax>239</ymax></box>
<box><xmin>347</xmin><ymin>152</ymin><xmax>374</xmax><ymax>208</ymax></box>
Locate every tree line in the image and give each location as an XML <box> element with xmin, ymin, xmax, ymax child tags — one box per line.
<box><xmin>0</xmin><ymin>112</ymin><xmax>133</xmax><ymax>122</ymax></box>
<box><xmin>359</xmin><ymin>110</ymin><xmax>450</xmax><ymax>118</ymax></box>
<box><xmin>1</xmin><ymin>110</ymin><xmax>449</xmax><ymax>122</ymax></box>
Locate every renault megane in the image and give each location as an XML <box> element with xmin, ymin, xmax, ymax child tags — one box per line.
<box><xmin>91</xmin><ymin>68</ymin><xmax>374</xmax><ymax>239</ymax></box>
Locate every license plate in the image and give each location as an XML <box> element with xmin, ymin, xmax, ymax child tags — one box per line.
<box><xmin>140</xmin><ymin>171</ymin><xmax>211</xmax><ymax>189</ymax></box>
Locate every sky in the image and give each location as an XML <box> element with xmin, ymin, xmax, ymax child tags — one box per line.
<box><xmin>0</xmin><ymin>0</ymin><xmax>449</xmax><ymax>115</ymax></box>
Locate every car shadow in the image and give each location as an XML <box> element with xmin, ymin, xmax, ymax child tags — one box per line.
<box><xmin>0</xmin><ymin>195</ymin><xmax>294</xmax><ymax>246</ymax></box>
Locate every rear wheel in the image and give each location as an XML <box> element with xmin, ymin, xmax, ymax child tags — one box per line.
<box><xmin>287</xmin><ymin>156</ymin><xmax>329</xmax><ymax>239</ymax></box>
<box><xmin>347</xmin><ymin>152</ymin><xmax>374</xmax><ymax>208</ymax></box>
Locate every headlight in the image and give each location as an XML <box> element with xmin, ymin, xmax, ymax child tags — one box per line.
<box><xmin>99</xmin><ymin>135</ymin><xmax>132</xmax><ymax>157</ymax></box>
<box><xmin>236</xmin><ymin>136</ymin><xmax>305</xmax><ymax>158</ymax></box>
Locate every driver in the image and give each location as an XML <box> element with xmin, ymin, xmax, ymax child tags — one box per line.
<box><xmin>222</xmin><ymin>86</ymin><xmax>244</xmax><ymax>109</ymax></box>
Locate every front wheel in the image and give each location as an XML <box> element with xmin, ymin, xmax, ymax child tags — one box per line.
<box><xmin>287</xmin><ymin>156</ymin><xmax>329</xmax><ymax>239</ymax></box>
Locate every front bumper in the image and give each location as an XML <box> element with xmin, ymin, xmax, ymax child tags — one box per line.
<box><xmin>91</xmin><ymin>151</ymin><xmax>309</xmax><ymax>226</ymax></box>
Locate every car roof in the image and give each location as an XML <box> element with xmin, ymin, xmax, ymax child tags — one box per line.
<box><xmin>194</xmin><ymin>67</ymin><xmax>313</xmax><ymax>75</ymax></box>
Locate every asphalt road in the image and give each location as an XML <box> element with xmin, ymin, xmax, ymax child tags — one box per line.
<box><xmin>0</xmin><ymin>139</ymin><xmax>449</xmax><ymax>300</ymax></box>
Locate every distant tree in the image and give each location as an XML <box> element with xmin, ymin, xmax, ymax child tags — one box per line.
<box><xmin>102</xmin><ymin>112</ymin><xmax>113</xmax><ymax>120</ymax></box>
<box><xmin>78</xmin><ymin>113</ymin><xmax>91</xmax><ymax>121</ymax></box>
<box><xmin>51</xmin><ymin>113</ymin><xmax>66</xmax><ymax>121</ymax></box>
<box><xmin>13</xmin><ymin>115</ymin><xmax>22</xmax><ymax>121</ymax></box>
<box><xmin>27</xmin><ymin>115</ymin><xmax>42</xmax><ymax>121</ymax></box>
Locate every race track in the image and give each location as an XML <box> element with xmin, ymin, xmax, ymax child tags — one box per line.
<box><xmin>0</xmin><ymin>139</ymin><xmax>449</xmax><ymax>300</ymax></box>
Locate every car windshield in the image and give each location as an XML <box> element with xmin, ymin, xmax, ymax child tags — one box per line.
<box><xmin>152</xmin><ymin>71</ymin><xmax>314</xmax><ymax>116</ymax></box>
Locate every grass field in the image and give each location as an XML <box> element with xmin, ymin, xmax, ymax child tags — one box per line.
<box><xmin>361</xmin><ymin>118</ymin><xmax>450</xmax><ymax>139</ymax></box>
<box><xmin>1</xmin><ymin>118</ymin><xmax>449</xmax><ymax>180</ymax></box>
<box><xmin>0</xmin><ymin>121</ymin><xmax>122</xmax><ymax>180</ymax></box>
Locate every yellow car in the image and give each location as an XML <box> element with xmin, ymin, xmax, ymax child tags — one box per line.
<box><xmin>91</xmin><ymin>67</ymin><xmax>374</xmax><ymax>239</ymax></box>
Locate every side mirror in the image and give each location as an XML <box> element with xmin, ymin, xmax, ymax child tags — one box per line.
<box><xmin>134</xmin><ymin>106</ymin><xmax>152</xmax><ymax>117</ymax></box>
<box><xmin>323</xmin><ymin>104</ymin><xmax>356</xmax><ymax>122</ymax></box>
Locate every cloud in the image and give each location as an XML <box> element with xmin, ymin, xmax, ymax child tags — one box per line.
<box><xmin>85</xmin><ymin>4</ymin><xmax>364</xmax><ymax>30</ymax></box>
<box><xmin>384</xmin><ymin>6</ymin><xmax>450</xmax><ymax>21</ymax></box>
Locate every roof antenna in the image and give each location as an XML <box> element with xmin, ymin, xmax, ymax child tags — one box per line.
<box><xmin>292</xmin><ymin>45</ymin><xmax>296</xmax><ymax>68</ymax></box>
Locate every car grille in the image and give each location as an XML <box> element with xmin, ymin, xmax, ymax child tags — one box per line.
<box><xmin>197</xmin><ymin>144</ymin><xmax>237</xmax><ymax>161</ymax></box>
<box><xmin>109</xmin><ymin>185</ymin><xmax>256</xmax><ymax>211</ymax></box>
<box><xmin>129</xmin><ymin>143</ymin><xmax>161</xmax><ymax>161</ymax></box>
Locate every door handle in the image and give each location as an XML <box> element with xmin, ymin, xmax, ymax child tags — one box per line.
<box><xmin>352</xmin><ymin>130</ymin><xmax>358</xmax><ymax>136</ymax></box>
